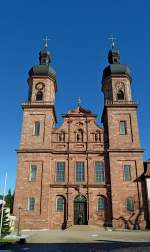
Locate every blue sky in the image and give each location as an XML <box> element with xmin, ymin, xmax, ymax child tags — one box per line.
<box><xmin>0</xmin><ymin>0</ymin><xmax>150</xmax><ymax>194</ymax></box>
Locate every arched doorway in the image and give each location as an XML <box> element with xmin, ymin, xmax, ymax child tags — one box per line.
<box><xmin>74</xmin><ymin>195</ymin><xmax>88</xmax><ymax>225</ymax></box>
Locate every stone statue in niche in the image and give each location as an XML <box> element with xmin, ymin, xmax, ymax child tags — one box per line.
<box><xmin>76</xmin><ymin>129</ymin><xmax>83</xmax><ymax>142</ymax></box>
<box><xmin>95</xmin><ymin>131</ymin><xmax>101</xmax><ymax>142</ymax></box>
<box><xmin>59</xmin><ymin>132</ymin><xmax>65</xmax><ymax>142</ymax></box>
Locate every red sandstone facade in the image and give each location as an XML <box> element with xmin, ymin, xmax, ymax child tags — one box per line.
<box><xmin>14</xmin><ymin>43</ymin><xmax>148</xmax><ymax>230</ymax></box>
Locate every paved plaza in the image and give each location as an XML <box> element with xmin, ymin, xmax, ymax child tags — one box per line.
<box><xmin>1</xmin><ymin>227</ymin><xmax>150</xmax><ymax>252</ymax></box>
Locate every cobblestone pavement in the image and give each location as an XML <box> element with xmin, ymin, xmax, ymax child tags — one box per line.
<box><xmin>1</xmin><ymin>229</ymin><xmax>150</xmax><ymax>252</ymax></box>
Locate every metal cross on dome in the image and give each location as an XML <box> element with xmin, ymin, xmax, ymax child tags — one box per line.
<box><xmin>108</xmin><ymin>35</ymin><xmax>116</xmax><ymax>48</ymax></box>
<box><xmin>43</xmin><ymin>36</ymin><xmax>51</xmax><ymax>48</ymax></box>
<box><xmin>77</xmin><ymin>97</ymin><xmax>81</xmax><ymax>106</ymax></box>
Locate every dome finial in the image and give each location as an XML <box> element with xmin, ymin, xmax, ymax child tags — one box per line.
<box><xmin>39</xmin><ymin>36</ymin><xmax>51</xmax><ymax>66</ymax></box>
<box><xmin>43</xmin><ymin>36</ymin><xmax>50</xmax><ymax>49</ymax></box>
<box><xmin>108</xmin><ymin>34</ymin><xmax>116</xmax><ymax>49</ymax></box>
<box><xmin>108</xmin><ymin>35</ymin><xmax>120</xmax><ymax>64</ymax></box>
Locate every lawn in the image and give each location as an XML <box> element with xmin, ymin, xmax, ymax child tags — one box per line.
<box><xmin>0</xmin><ymin>238</ymin><xmax>16</xmax><ymax>243</ymax></box>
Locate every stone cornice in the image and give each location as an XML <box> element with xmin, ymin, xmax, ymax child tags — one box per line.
<box><xmin>62</xmin><ymin>114</ymin><xmax>97</xmax><ymax>118</ymax></box>
<box><xmin>50</xmin><ymin>183</ymin><xmax>107</xmax><ymax>188</ymax></box>
<box><xmin>107</xmin><ymin>148</ymin><xmax>144</xmax><ymax>153</ymax></box>
<box><xmin>105</xmin><ymin>100</ymin><xmax>138</xmax><ymax>107</ymax></box>
<box><xmin>16</xmin><ymin>148</ymin><xmax>143</xmax><ymax>154</ymax></box>
<box><xmin>101</xmin><ymin>101</ymin><xmax>138</xmax><ymax>123</ymax></box>
<box><xmin>21</xmin><ymin>102</ymin><xmax>57</xmax><ymax>123</ymax></box>
<box><xmin>102</xmin><ymin>74</ymin><xmax>132</xmax><ymax>85</ymax></box>
<box><xmin>16</xmin><ymin>148</ymin><xmax>104</xmax><ymax>155</ymax></box>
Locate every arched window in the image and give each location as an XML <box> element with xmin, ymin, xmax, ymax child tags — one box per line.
<box><xmin>36</xmin><ymin>90</ymin><xmax>43</xmax><ymax>101</ymax></box>
<box><xmin>34</xmin><ymin>121</ymin><xmax>40</xmax><ymax>136</ymax></box>
<box><xmin>59</xmin><ymin>131</ymin><xmax>65</xmax><ymax>142</ymax></box>
<box><xmin>97</xmin><ymin>196</ymin><xmax>105</xmax><ymax>211</ymax></box>
<box><xmin>28</xmin><ymin>197</ymin><xmax>35</xmax><ymax>210</ymax></box>
<box><xmin>95</xmin><ymin>131</ymin><xmax>101</xmax><ymax>142</ymax></box>
<box><xmin>56</xmin><ymin>196</ymin><xmax>64</xmax><ymax>212</ymax></box>
<box><xmin>76</xmin><ymin>129</ymin><xmax>83</xmax><ymax>142</ymax></box>
<box><xmin>126</xmin><ymin>197</ymin><xmax>134</xmax><ymax>212</ymax></box>
<box><xmin>117</xmin><ymin>90</ymin><xmax>124</xmax><ymax>100</ymax></box>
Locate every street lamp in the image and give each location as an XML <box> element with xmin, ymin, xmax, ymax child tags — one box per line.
<box><xmin>17</xmin><ymin>206</ymin><xmax>22</xmax><ymax>236</ymax></box>
<box><xmin>0</xmin><ymin>172</ymin><xmax>7</xmax><ymax>239</ymax></box>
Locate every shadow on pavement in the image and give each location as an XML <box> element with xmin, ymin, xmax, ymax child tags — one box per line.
<box><xmin>1</xmin><ymin>240</ymin><xmax>150</xmax><ymax>252</ymax></box>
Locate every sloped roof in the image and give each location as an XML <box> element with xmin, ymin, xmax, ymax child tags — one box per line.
<box><xmin>63</xmin><ymin>105</ymin><xmax>97</xmax><ymax>117</ymax></box>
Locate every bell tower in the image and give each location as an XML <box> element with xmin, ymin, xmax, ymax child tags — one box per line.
<box><xmin>28</xmin><ymin>44</ymin><xmax>57</xmax><ymax>105</ymax></box>
<box><xmin>102</xmin><ymin>43</ymin><xmax>132</xmax><ymax>103</ymax></box>
<box><xmin>20</xmin><ymin>41</ymin><xmax>57</xmax><ymax>149</ymax></box>
<box><xmin>102</xmin><ymin>42</ymin><xmax>140</xmax><ymax>149</ymax></box>
<box><xmin>13</xmin><ymin>41</ymin><xmax>58</xmax><ymax>229</ymax></box>
<box><xmin>101</xmin><ymin>41</ymin><xmax>146</xmax><ymax>229</ymax></box>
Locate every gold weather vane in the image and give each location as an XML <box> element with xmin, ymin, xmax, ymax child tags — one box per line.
<box><xmin>43</xmin><ymin>36</ymin><xmax>51</xmax><ymax>48</ymax></box>
<box><xmin>108</xmin><ymin>35</ymin><xmax>116</xmax><ymax>48</ymax></box>
<box><xmin>77</xmin><ymin>97</ymin><xmax>81</xmax><ymax>106</ymax></box>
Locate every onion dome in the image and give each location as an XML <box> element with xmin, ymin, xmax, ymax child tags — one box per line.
<box><xmin>29</xmin><ymin>38</ymin><xmax>56</xmax><ymax>82</ymax></box>
<box><xmin>102</xmin><ymin>40</ymin><xmax>132</xmax><ymax>82</ymax></box>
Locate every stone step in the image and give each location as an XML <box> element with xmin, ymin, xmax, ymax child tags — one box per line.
<box><xmin>65</xmin><ymin>225</ymin><xmax>105</xmax><ymax>231</ymax></box>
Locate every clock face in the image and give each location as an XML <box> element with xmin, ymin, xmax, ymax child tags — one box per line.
<box><xmin>35</xmin><ymin>82</ymin><xmax>45</xmax><ymax>90</ymax></box>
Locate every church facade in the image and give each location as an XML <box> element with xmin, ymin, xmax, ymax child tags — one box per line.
<box><xmin>14</xmin><ymin>42</ymin><xmax>149</xmax><ymax>230</ymax></box>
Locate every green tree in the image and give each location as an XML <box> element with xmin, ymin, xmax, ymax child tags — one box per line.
<box><xmin>0</xmin><ymin>207</ymin><xmax>10</xmax><ymax>237</ymax></box>
<box><xmin>5</xmin><ymin>189</ymin><xmax>14</xmax><ymax>213</ymax></box>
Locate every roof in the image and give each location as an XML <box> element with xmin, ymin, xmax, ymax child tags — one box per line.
<box><xmin>102</xmin><ymin>43</ymin><xmax>132</xmax><ymax>82</ymax></box>
<box><xmin>102</xmin><ymin>64</ymin><xmax>132</xmax><ymax>82</ymax></box>
<box><xmin>62</xmin><ymin>105</ymin><xmax>97</xmax><ymax>117</ymax></box>
<box><xmin>29</xmin><ymin>65</ymin><xmax>56</xmax><ymax>78</ymax></box>
<box><xmin>28</xmin><ymin>48</ymin><xmax>57</xmax><ymax>88</ymax></box>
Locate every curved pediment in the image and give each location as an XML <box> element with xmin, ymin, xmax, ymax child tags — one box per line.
<box><xmin>62</xmin><ymin>105</ymin><xmax>97</xmax><ymax>117</ymax></box>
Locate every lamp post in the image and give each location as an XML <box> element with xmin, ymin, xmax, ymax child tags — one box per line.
<box><xmin>17</xmin><ymin>206</ymin><xmax>22</xmax><ymax>236</ymax></box>
<box><xmin>0</xmin><ymin>172</ymin><xmax>7</xmax><ymax>239</ymax></box>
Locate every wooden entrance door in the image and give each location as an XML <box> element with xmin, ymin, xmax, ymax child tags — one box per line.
<box><xmin>74</xmin><ymin>195</ymin><xmax>87</xmax><ymax>225</ymax></box>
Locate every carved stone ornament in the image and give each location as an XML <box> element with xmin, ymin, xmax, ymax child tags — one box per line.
<box><xmin>76</xmin><ymin>122</ymin><xmax>84</xmax><ymax>126</ymax></box>
<box><xmin>35</xmin><ymin>82</ymin><xmax>45</xmax><ymax>91</ymax></box>
<box><xmin>115</xmin><ymin>81</ymin><xmax>125</xmax><ymax>91</ymax></box>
